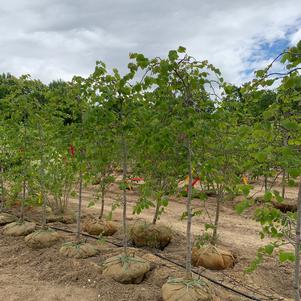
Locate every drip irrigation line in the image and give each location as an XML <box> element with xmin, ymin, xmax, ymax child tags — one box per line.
<box><xmin>220</xmin><ymin>270</ymin><xmax>280</xmax><ymax>301</ymax></box>
<box><xmin>48</xmin><ymin>225</ymin><xmax>279</xmax><ymax>301</ymax></box>
<box><xmin>49</xmin><ymin>225</ymin><xmax>123</xmax><ymax>247</ymax></box>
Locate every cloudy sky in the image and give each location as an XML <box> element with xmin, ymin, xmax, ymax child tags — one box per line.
<box><xmin>0</xmin><ymin>0</ymin><xmax>300</xmax><ymax>84</ymax></box>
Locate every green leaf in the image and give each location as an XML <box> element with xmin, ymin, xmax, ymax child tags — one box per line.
<box><xmin>168</xmin><ymin>50</ymin><xmax>179</xmax><ymax>61</ymax></box>
<box><xmin>177</xmin><ymin>46</ymin><xmax>186</xmax><ymax>53</ymax></box>
<box><xmin>284</xmin><ymin>77</ymin><xmax>296</xmax><ymax>89</ymax></box>
<box><xmin>205</xmin><ymin>223</ymin><xmax>215</xmax><ymax>231</ymax></box>
<box><xmin>235</xmin><ymin>199</ymin><xmax>250</xmax><ymax>214</ymax></box>
<box><xmin>279</xmin><ymin>251</ymin><xmax>295</xmax><ymax>262</ymax></box>
<box><xmin>265</xmin><ymin>79</ymin><xmax>275</xmax><ymax>86</ymax></box>
<box><xmin>255</xmin><ymin>152</ymin><xmax>267</xmax><ymax>163</ymax></box>
<box><xmin>289</xmin><ymin>168</ymin><xmax>301</xmax><ymax>178</ymax></box>
<box><xmin>281</xmin><ymin>119</ymin><xmax>299</xmax><ymax>131</ymax></box>
<box><xmin>241</xmin><ymin>185</ymin><xmax>251</xmax><ymax>196</ymax></box>
<box><xmin>161</xmin><ymin>198</ymin><xmax>169</xmax><ymax>207</ymax></box>
<box><xmin>198</xmin><ymin>192</ymin><xmax>208</xmax><ymax>201</ymax></box>
<box><xmin>119</xmin><ymin>182</ymin><xmax>128</xmax><ymax>191</ymax></box>
<box><xmin>264</xmin><ymin>244</ymin><xmax>274</xmax><ymax>255</ymax></box>
<box><xmin>70</xmin><ymin>191</ymin><xmax>77</xmax><ymax>197</ymax></box>
<box><xmin>255</xmin><ymin>70</ymin><xmax>266</xmax><ymax>78</ymax></box>
<box><xmin>273</xmin><ymin>190</ymin><xmax>283</xmax><ymax>203</ymax></box>
<box><xmin>192</xmin><ymin>209</ymin><xmax>203</xmax><ymax>217</ymax></box>
<box><xmin>288</xmin><ymin>179</ymin><xmax>297</xmax><ymax>187</ymax></box>
<box><xmin>87</xmin><ymin>200</ymin><xmax>95</xmax><ymax>208</ymax></box>
<box><xmin>264</xmin><ymin>191</ymin><xmax>273</xmax><ymax>202</ymax></box>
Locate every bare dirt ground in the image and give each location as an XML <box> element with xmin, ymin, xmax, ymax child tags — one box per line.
<box><xmin>0</xmin><ymin>180</ymin><xmax>297</xmax><ymax>301</ymax></box>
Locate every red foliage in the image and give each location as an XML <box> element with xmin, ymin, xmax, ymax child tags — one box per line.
<box><xmin>69</xmin><ymin>144</ymin><xmax>75</xmax><ymax>157</ymax></box>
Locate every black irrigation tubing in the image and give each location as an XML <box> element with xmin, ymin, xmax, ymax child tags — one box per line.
<box><xmin>220</xmin><ymin>270</ymin><xmax>281</xmax><ymax>301</ymax></box>
<box><xmin>49</xmin><ymin>225</ymin><xmax>270</xmax><ymax>301</ymax></box>
<box><xmin>49</xmin><ymin>225</ymin><xmax>123</xmax><ymax>247</ymax></box>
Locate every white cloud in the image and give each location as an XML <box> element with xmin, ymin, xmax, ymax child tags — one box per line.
<box><xmin>290</xmin><ymin>28</ymin><xmax>301</xmax><ymax>45</ymax></box>
<box><xmin>0</xmin><ymin>0</ymin><xmax>300</xmax><ymax>84</ymax></box>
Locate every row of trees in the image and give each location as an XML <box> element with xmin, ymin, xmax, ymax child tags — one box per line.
<box><xmin>0</xmin><ymin>41</ymin><xmax>301</xmax><ymax>299</ymax></box>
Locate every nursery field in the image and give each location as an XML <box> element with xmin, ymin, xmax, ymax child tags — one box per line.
<box><xmin>0</xmin><ymin>179</ymin><xmax>296</xmax><ymax>301</ymax></box>
<box><xmin>1</xmin><ymin>42</ymin><xmax>301</xmax><ymax>301</ymax></box>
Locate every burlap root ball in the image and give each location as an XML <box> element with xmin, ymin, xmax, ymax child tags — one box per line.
<box><xmin>25</xmin><ymin>229</ymin><xmax>61</xmax><ymax>249</ymax></box>
<box><xmin>191</xmin><ymin>245</ymin><xmax>236</xmax><ymax>270</ymax></box>
<box><xmin>60</xmin><ymin>212</ymin><xmax>76</xmax><ymax>224</ymax></box>
<box><xmin>0</xmin><ymin>213</ymin><xmax>17</xmax><ymax>225</ymax></box>
<box><xmin>32</xmin><ymin>206</ymin><xmax>53</xmax><ymax>215</ymax></box>
<box><xmin>162</xmin><ymin>278</ymin><xmax>215</xmax><ymax>301</ymax></box>
<box><xmin>83</xmin><ymin>219</ymin><xmax>117</xmax><ymax>236</ymax></box>
<box><xmin>2</xmin><ymin>221</ymin><xmax>36</xmax><ymax>236</ymax></box>
<box><xmin>47</xmin><ymin>210</ymin><xmax>76</xmax><ymax>224</ymax></box>
<box><xmin>130</xmin><ymin>221</ymin><xmax>172</xmax><ymax>250</ymax></box>
<box><xmin>59</xmin><ymin>242</ymin><xmax>99</xmax><ymax>259</ymax></box>
<box><xmin>102</xmin><ymin>255</ymin><xmax>150</xmax><ymax>284</ymax></box>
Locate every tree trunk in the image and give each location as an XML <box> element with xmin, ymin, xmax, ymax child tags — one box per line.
<box><xmin>212</xmin><ymin>187</ymin><xmax>222</xmax><ymax>245</ymax></box>
<box><xmin>294</xmin><ymin>180</ymin><xmax>301</xmax><ymax>301</ymax></box>
<box><xmin>282</xmin><ymin>133</ymin><xmax>288</xmax><ymax>199</ymax></box>
<box><xmin>152</xmin><ymin>198</ymin><xmax>160</xmax><ymax>225</ymax></box>
<box><xmin>121</xmin><ymin>133</ymin><xmax>128</xmax><ymax>256</ymax></box>
<box><xmin>39</xmin><ymin>126</ymin><xmax>47</xmax><ymax>228</ymax></box>
<box><xmin>21</xmin><ymin>125</ymin><xmax>27</xmax><ymax>222</ymax></box>
<box><xmin>264</xmin><ymin>175</ymin><xmax>268</xmax><ymax>192</ymax></box>
<box><xmin>76</xmin><ymin>168</ymin><xmax>83</xmax><ymax>242</ymax></box>
<box><xmin>41</xmin><ymin>171</ymin><xmax>47</xmax><ymax>228</ymax></box>
<box><xmin>99</xmin><ymin>186</ymin><xmax>105</xmax><ymax>220</ymax></box>
<box><xmin>0</xmin><ymin>166</ymin><xmax>4</xmax><ymax>212</ymax></box>
<box><xmin>185</xmin><ymin>142</ymin><xmax>193</xmax><ymax>279</ymax></box>
<box><xmin>20</xmin><ymin>180</ymin><xmax>26</xmax><ymax>222</ymax></box>
<box><xmin>282</xmin><ymin>169</ymin><xmax>286</xmax><ymax>199</ymax></box>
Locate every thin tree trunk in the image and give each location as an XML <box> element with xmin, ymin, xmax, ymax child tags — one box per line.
<box><xmin>152</xmin><ymin>198</ymin><xmax>160</xmax><ymax>225</ymax></box>
<box><xmin>212</xmin><ymin>187</ymin><xmax>222</xmax><ymax>245</ymax></box>
<box><xmin>20</xmin><ymin>180</ymin><xmax>26</xmax><ymax>222</ymax></box>
<box><xmin>264</xmin><ymin>175</ymin><xmax>268</xmax><ymax>192</ymax></box>
<box><xmin>38</xmin><ymin>126</ymin><xmax>47</xmax><ymax>228</ymax></box>
<box><xmin>121</xmin><ymin>133</ymin><xmax>128</xmax><ymax>256</ymax></box>
<box><xmin>99</xmin><ymin>186</ymin><xmax>105</xmax><ymax>220</ymax></box>
<box><xmin>282</xmin><ymin>134</ymin><xmax>288</xmax><ymax>199</ymax></box>
<box><xmin>0</xmin><ymin>166</ymin><xmax>4</xmax><ymax>212</ymax></box>
<box><xmin>21</xmin><ymin>125</ymin><xmax>27</xmax><ymax>223</ymax></box>
<box><xmin>282</xmin><ymin>169</ymin><xmax>286</xmax><ymax>199</ymax></box>
<box><xmin>185</xmin><ymin>142</ymin><xmax>193</xmax><ymax>279</ymax></box>
<box><xmin>294</xmin><ymin>180</ymin><xmax>301</xmax><ymax>301</ymax></box>
<box><xmin>76</xmin><ymin>168</ymin><xmax>83</xmax><ymax>242</ymax></box>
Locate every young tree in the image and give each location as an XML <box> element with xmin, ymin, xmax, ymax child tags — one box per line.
<box><xmin>132</xmin><ymin>48</ymin><xmax>223</xmax><ymax>298</ymax></box>
<box><xmin>85</xmin><ymin>61</ymin><xmax>151</xmax><ymax>283</ymax></box>
<box><xmin>239</xmin><ymin>40</ymin><xmax>301</xmax><ymax>301</ymax></box>
<box><xmin>86</xmin><ymin>62</ymin><xmax>140</xmax><ymax>255</ymax></box>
